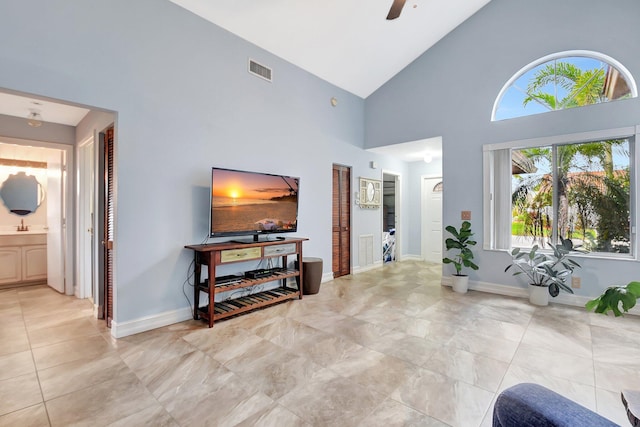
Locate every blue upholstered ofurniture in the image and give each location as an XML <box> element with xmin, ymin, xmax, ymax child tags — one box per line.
<box><xmin>493</xmin><ymin>383</ymin><xmax>620</xmax><ymax>427</ymax></box>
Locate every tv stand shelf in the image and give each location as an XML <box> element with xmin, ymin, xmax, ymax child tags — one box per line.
<box><xmin>185</xmin><ymin>238</ymin><xmax>308</xmax><ymax>327</ymax></box>
<box><xmin>199</xmin><ymin>287</ymin><xmax>299</xmax><ymax>321</ymax></box>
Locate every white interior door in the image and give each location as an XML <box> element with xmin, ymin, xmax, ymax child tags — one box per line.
<box><xmin>421</xmin><ymin>177</ymin><xmax>443</xmax><ymax>264</ymax></box>
<box><xmin>47</xmin><ymin>150</ymin><xmax>65</xmax><ymax>293</ymax></box>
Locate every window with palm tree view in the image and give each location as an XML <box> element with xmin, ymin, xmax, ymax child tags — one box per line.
<box><xmin>493</xmin><ymin>51</ymin><xmax>636</xmax><ymax>121</ymax></box>
<box><xmin>511</xmin><ymin>139</ymin><xmax>631</xmax><ymax>253</ymax></box>
<box><xmin>485</xmin><ymin>51</ymin><xmax>637</xmax><ymax>256</ymax></box>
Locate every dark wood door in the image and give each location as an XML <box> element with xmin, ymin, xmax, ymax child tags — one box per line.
<box><xmin>103</xmin><ymin>127</ymin><xmax>115</xmax><ymax>327</ymax></box>
<box><xmin>332</xmin><ymin>165</ymin><xmax>351</xmax><ymax>277</ymax></box>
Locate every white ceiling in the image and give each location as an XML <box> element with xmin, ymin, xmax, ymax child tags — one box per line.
<box><xmin>0</xmin><ymin>92</ymin><xmax>90</xmax><ymax>127</ymax></box>
<box><xmin>367</xmin><ymin>136</ymin><xmax>442</xmax><ymax>163</ymax></box>
<box><xmin>169</xmin><ymin>0</ymin><xmax>491</xmax><ymax>98</ymax></box>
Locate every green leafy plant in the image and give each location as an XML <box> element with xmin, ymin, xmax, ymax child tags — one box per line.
<box><xmin>504</xmin><ymin>237</ymin><xmax>581</xmax><ymax>297</ymax></box>
<box><xmin>586</xmin><ymin>281</ymin><xmax>640</xmax><ymax>317</ymax></box>
<box><xmin>442</xmin><ymin>221</ymin><xmax>478</xmax><ymax>276</ymax></box>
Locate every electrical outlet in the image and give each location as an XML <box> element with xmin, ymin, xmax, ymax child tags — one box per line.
<box><xmin>571</xmin><ymin>276</ymin><xmax>581</xmax><ymax>289</ymax></box>
<box><xmin>461</xmin><ymin>210</ymin><xmax>471</xmax><ymax>220</ymax></box>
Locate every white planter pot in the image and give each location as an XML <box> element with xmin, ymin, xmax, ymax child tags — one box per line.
<box><xmin>452</xmin><ymin>275</ymin><xmax>469</xmax><ymax>294</ymax></box>
<box><xmin>529</xmin><ymin>284</ymin><xmax>549</xmax><ymax>306</ymax></box>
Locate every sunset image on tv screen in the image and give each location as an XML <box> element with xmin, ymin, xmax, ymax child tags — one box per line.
<box><xmin>211</xmin><ymin>168</ymin><xmax>298</xmax><ymax>234</ymax></box>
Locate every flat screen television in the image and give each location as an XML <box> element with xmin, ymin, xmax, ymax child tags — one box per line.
<box><xmin>210</xmin><ymin>167</ymin><xmax>299</xmax><ymax>241</ymax></box>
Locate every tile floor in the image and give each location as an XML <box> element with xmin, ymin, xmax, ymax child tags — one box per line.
<box><xmin>1</xmin><ymin>260</ymin><xmax>639</xmax><ymax>426</ymax></box>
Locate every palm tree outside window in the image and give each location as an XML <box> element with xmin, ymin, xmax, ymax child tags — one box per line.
<box><xmin>492</xmin><ymin>51</ymin><xmax>637</xmax><ymax>121</ymax></box>
<box><xmin>484</xmin><ymin>51</ymin><xmax>637</xmax><ymax>257</ymax></box>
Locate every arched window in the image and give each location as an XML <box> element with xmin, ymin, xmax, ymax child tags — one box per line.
<box><xmin>492</xmin><ymin>50</ymin><xmax>637</xmax><ymax>121</ymax></box>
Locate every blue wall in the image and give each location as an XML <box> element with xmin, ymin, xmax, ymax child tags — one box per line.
<box><xmin>3</xmin><ymin>0</ymin><xmax>637</xmax><ymax>331</ymax></box>
<box><xmin>0</xmin><ymin>0</ymin><xmax>408</xmax><ymax>330</ymax></box>
<box><xmin>366</xmin><ymin>0</ymin><xmax>640</xmax><ymax>295</ymax></box>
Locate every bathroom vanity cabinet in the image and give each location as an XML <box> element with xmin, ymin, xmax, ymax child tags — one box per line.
<box><xmin>0</xmin><ymin>233</ymin><xmax>47</xmax><ymax>287</ymax></box>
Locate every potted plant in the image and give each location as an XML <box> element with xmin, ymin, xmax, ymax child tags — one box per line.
<box><xmin>504</xmin><ymin>237</ymin><xmax>581</xmax><ymax>306</ymax></box>
<box><xmin>586</xmin><ymin>281</ymin><xmax>640</xmax><ymax>316</ymax></box>
<box><xmin>442</xmin><ymin>221</ymin><xmax>479</xmax><ymax>293</ymax></box>
<box><xmin>585</xmin><ymin>281</ymin><xmax>640</xmax><ymax>426</ymax></box>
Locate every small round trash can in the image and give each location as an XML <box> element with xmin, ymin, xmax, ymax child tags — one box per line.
<box><xmin>295</xmin><ymin>257</ymin><xmax>323</xmax><ymax>295</ymax></box>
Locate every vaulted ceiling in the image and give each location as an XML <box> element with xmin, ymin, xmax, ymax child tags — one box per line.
<box><xmin>3</xmin><ymin>1</ymin><xmax>491</xmax><ymax>161</ymax></box>
<box><xmin>169</xmin><ymin>0</ymin><xmax>491</xmax><ymax>98</ymax></box>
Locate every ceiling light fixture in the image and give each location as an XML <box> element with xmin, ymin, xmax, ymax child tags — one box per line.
<box><xmin>27</xmin><ymin>111</ymin><xmax>43</xmax><ymax>128</ymax></box>
<box><xmin>423</xmin><ymin>154</ymin><xmax>433</xmax><ymax>163</ymax></box>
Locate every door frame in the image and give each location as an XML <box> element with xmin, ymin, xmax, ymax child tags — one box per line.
<box><xmin>381</xmin><ymin>170</ymin><xmax>402</xmax><ymax>262</ymax></box>
<box><xmin>76</xmin><ymin>135</ymin><xmax>95</xmax><ymax>300</ymax></box>
<box><xmin>0</xmin><ymin>135</ymin><xmax>74</xmax><ymax>294</ymax></box>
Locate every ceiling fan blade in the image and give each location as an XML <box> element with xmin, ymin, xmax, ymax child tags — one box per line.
<box><xmin>386</xmin><ymin>0</ymin><xmax>407</xmax><ymax>20</ymax></box>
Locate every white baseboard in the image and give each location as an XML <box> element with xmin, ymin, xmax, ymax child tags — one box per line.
<box><xmin>400</xmin><ymin>254</ymin><xmax>423</xmax><ymax>262</ymax></box>
<box><xmin>321</xmin><ymin>272</ymin><xmax>334</xmax><ymax>283</ymax></box>
<box><xmin>353</xmin><ymin>260</ymin><xmax>383</xmax><ymax>274</ymax></box>
<box><xmin>111</xmin><ymin>307</ymin><xmax>193</xmax><ymax>338</ymax></box>
<box><xmin>441</xmin><ymin>277</ymin><xmax>640</xmax><ymax>316</ymax></box>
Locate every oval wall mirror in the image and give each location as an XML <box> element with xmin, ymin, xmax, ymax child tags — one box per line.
<box><xmin>0</xmin><ymin>171</ymin><xmax>44</xmax><ymax>215</ymax></box>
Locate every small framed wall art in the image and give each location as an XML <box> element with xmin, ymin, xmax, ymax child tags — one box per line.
<box><xmin>359</xmin><ymin>177</ymin><xmax>381</xmax><ymax>209</ymax></box>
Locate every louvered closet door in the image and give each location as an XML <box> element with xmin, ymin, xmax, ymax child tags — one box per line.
<box><xmin>332</xmin><ymin>165</ymin><xmax>351</xmax><ymax>277</ymax></box>
<box><xmin>104</xmin><ymin>127</ymin><xmax>115</xmax><ymax>327</ymax></box>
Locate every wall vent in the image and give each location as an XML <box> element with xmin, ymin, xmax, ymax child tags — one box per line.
<box><xmin>248</xmin><ymin>59</ymin><xmax>273</xmax><ymax>82</ymax></box>
<box><xmin>359</xmin><ymin>234</ymin><xmax>374</xmax><ymax>267</ymax></box>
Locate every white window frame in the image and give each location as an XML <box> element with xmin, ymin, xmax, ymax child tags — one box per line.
<box><xmin>483</xmin><ymin>126</ymin><xmax>639</xmax><ymax>260</ymax></box>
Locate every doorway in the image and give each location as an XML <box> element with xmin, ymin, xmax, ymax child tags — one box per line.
<box><xmin>0</xmin><ymin>140</ymin><xmax>70</xmax><ymax>293</ymax></box>
<box><xmin>332</xmin><ymin>164</ymin><xmax>351</xmax><ymax>277</ymax></box>
<box><xmin>382</xmin><ymin>172</ymin><xmax>400</xmax><ymax>263</ymax></box>
<box><xmin>0</xmin><ymin>89</ymin><xmax>116</xmax><ymax>330</ymax></box>
<box><xmin>421</xmin><ymin>177</ymin><xmax>443</xmax><ymax>263</ymax></box>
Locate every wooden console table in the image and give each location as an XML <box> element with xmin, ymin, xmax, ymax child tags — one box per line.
<box><xmin>185</xmin><ymin>237</ymin><xmax>307</xmax><ymax>327</ymax></box>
